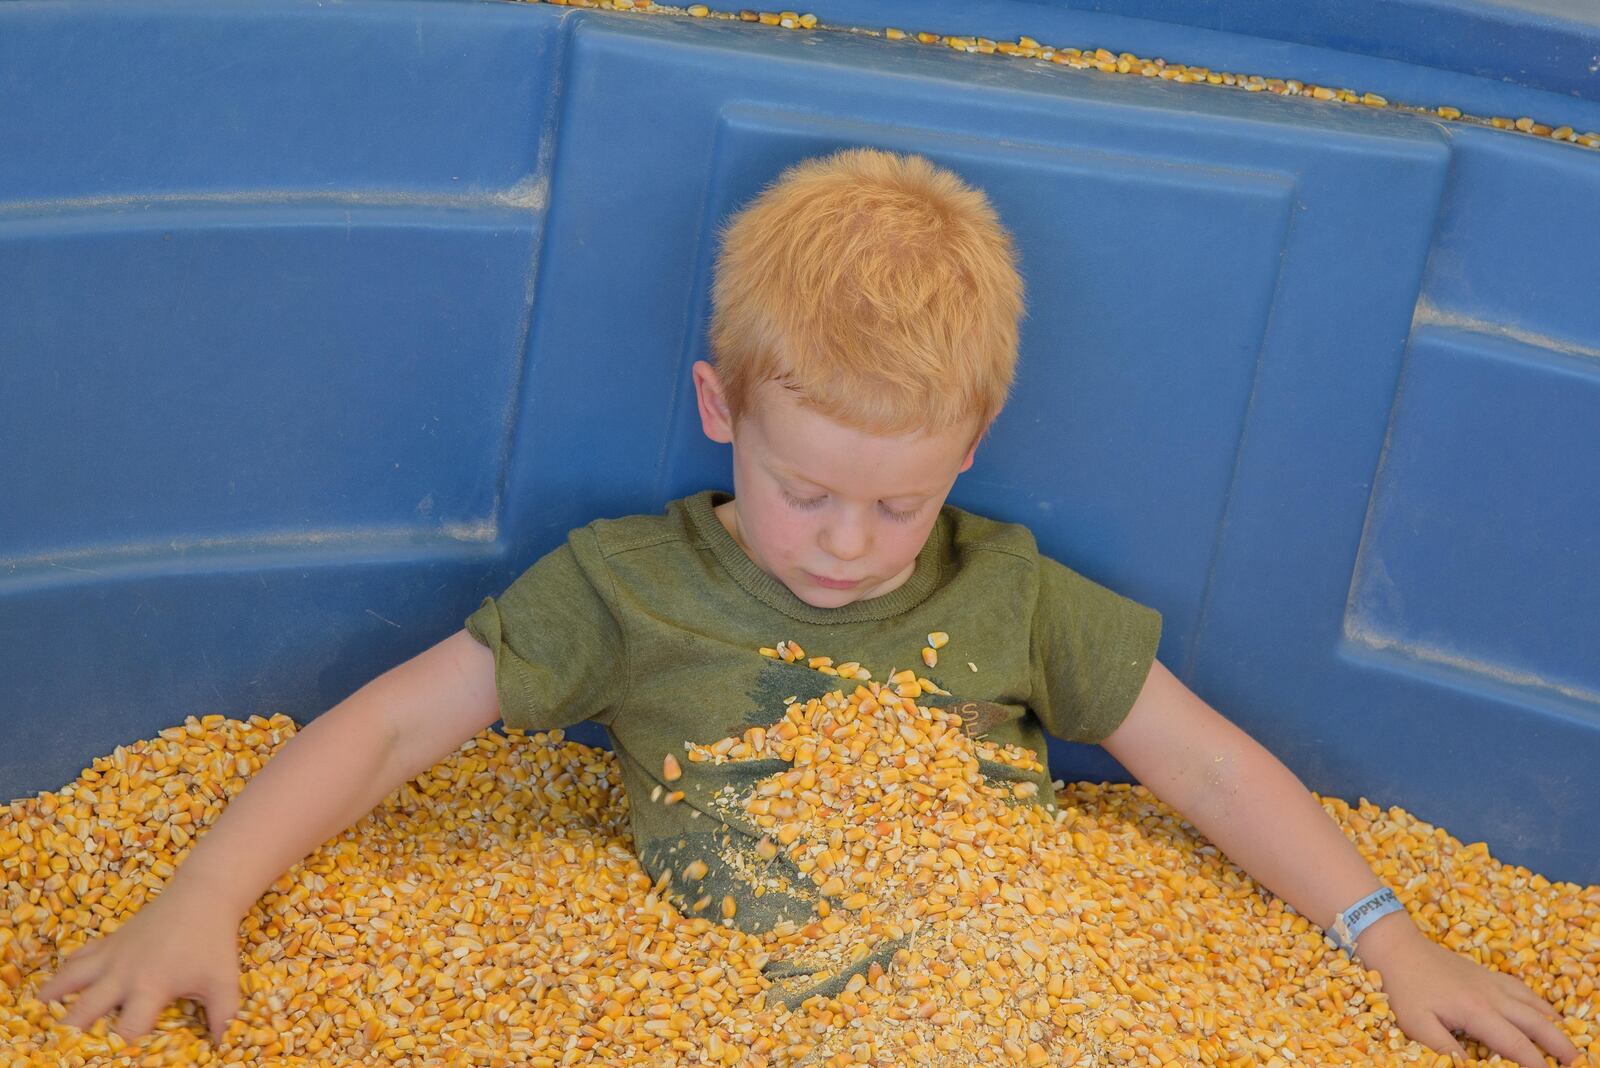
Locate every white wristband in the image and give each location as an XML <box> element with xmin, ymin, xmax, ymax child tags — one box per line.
<box><xmin>1328</xmin><ymin>887</ymin><xmax>1404</xmax><ymax>958</ymax></box>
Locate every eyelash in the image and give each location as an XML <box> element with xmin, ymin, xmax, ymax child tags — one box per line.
<box><xmin>782</xmin><ymin>490</ymin><xmax>826</xmax><ymax>511</ymax></box>
<box><xmin>881</xmin><ymin>503</ymin><xmax>921</xmax><ymax>524</ymax></box>
<box><xmin>782</xmin><ymin>491</ymin><xmax>920</xmax><ymax>524</ymax></box>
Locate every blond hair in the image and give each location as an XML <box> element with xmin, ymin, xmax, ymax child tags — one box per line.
<box><xmin>708</xmin><ymin>148</ymin><xmax>1025</xmax><ymax>437</ymax></box>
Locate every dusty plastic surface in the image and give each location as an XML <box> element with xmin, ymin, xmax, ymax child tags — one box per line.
<box><xmin>2</xmin><ymin>0</ymin><xmax>1596</xmax><ymax>882</ymax></box>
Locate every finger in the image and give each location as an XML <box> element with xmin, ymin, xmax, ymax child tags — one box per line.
<box><xmin>1456</xmin><ymin>1006</ymin><xmax>1556</xmax><ymax>1068</ymax></box>
<box><xmin>36</xmin><ymin>948</ymin><xmax>106</xmax><ymax>1003</ymax></box>
<box><xmin>59</xmin><ymin>977</ymin><xmax>124</xmax><ymax>1033</ymax></box>
<box><xmin>1407</xmin><ymin>1013</ymin><xmax>1468</xmax><ymax>1061</ymax></box>
<box><xmin>1490</xmin><ymin>971</ymin><xmax>1561</xmax><ymax>1018</ymax></box>
<box><xmin>198</xmin><ymin>974</ymin><xmax>241</xmax><ymax>1043</ymax></box>
<box><xmin>114</xmin><ymin>988</ymin><xmax>168</xmax><ymax>1043</ymax></box>
<box><xmin>1501</xmin><ymin>997</ymin><xmax>1582</xmax><ymax>1066</ymax></box>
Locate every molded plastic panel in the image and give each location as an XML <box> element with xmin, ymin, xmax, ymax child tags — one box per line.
<box><xmin>1348</xmin><ymin>326</ymin><xmax>1600</xmax><ymax>702</ymax></box>
<box><xmin>0</xmin><ymin>1</ymin><xmax>555</xmax><ymax>201</ymax></box>
<box><xmin>0</xmin><ymin>210</ymin><xmax>534</xmax><ymax>558</ymax></box>
<box><xmin>1421</xmin><ymin>130</ymin><xmax>1600</xmax><ymax>351</ymax></box>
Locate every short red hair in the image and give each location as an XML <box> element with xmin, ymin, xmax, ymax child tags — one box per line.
<box><xmin>708</xmin><ymin>147</ymin><xmax>1025</xmax><ymax>437</ymax></box>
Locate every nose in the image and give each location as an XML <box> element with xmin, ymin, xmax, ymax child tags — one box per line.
<box><xmin>820</xmin><ymin>510</ymin><xmax>870</xmax><ymax>563</ymax></box>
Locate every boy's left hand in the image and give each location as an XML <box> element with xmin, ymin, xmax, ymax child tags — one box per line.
<box><xmin>1102</xmin><ymin>662</ymin><xmax>1582</xmax><ymax>1067</ymax></box>
<box><xmin>1359</xmin><ymin>917</ymin><xmax>1580</xmax><ymax>1067</ymax></box>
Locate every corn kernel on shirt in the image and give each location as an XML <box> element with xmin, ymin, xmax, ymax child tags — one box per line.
<box><xmin>465</xmin><ymin>490</ymin><xmax>1160</xmax><ymax>1005</ymax></box>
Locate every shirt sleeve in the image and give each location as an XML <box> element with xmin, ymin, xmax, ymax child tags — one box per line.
<box><xmin>1029</xmin><ymin>556</ymin><xmax>1162</xmax><ymax>744</ymax></box>
<box><xmin>464</xmin><ymin>526</ymin><xmax>628</xmax><ymax>733</ymax></box>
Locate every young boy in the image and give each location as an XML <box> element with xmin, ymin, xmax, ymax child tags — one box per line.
<box><xmin>40</xmin><ymin>148</ymin><xmax>1578</xmax><ymax>1067</ymax></box>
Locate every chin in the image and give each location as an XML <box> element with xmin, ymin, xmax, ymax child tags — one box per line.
<box><xmin>796</xmin><ymin>585</ymin><xmax>862</xmax><ymax>609</ymax></box>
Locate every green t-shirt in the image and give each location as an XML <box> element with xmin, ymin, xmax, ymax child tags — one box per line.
<box><xmin>465</xmin><ymin>489</ymin><xmax>1160</xmax><ymax>1004</ymax></box>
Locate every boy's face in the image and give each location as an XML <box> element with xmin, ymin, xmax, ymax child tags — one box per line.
<box><xmin>692</xmin><ymin>360</ymin><xmax>981</xmax><ymax>609</ymax></box>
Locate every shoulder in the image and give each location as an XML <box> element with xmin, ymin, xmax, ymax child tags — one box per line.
<box><xmin>939</xmin><ymin>503</ymin><xmax>1042</xmax><ymax>566</ymax></box>
<box><xmin>576</xmin><ymin>493</ymin><xmax>705</xmax><ymax>559</ymax></box>
<box><xmin>937</xmin><ymin>507</ymin><xmax>1144</xmax><ymax>612</ymax></box>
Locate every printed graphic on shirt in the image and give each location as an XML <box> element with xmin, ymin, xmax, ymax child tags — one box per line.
<box><xmin>624</xmin><ymin>654</ymin><xmax>1052</xmax><ymax>1008</ymax></box>
<box><xmin>951</xmin><ymin>698</ymin><xmax>1011</xmax><ymax>736</ymax></box>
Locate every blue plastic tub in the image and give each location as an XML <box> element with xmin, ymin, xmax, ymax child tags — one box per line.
<box><xmin>3</xmin><ymin>0</ymin><xmax>1597</xmax><ymax>884</ymax></box>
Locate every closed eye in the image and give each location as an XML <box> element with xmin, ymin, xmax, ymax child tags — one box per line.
<box><xmin>784</xmin><ymin>488</ymin><xmax>922</xmax><ymax>522</ymax></box>
<box><xmin>880</xmin><ymin>503</ymin><xmax>920</xmax><ymax>523</ymax></box>
<box><xmin>782</xmin><ymin>490</ymin><xmax>826</xmax><ymax>511</ymax></box>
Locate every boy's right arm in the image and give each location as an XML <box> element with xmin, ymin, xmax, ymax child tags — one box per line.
<box><xmin>36</xmin><ymin>628</ymin><xmax>501</xmax><ymax>1043</ymax></box>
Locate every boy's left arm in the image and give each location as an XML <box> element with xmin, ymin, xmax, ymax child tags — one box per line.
<box><xmin>1100</xmin><ymin>659</ymin><xmax>1580</xmax><ymax>1068</ymax></box>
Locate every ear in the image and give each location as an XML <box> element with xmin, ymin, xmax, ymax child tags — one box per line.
<box><xmin>957</xmin><ymin>420</ymin><xmax>988</xmax><ymax>473</ymax></box>
<box><xmin>692</xmin><ymin>360</ymin><xmax>735</xmax><ymax>444</ymax></box>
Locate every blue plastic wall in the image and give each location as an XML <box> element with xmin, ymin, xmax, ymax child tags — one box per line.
<box><xmin>3</xmin><ymin>1</ymin><xmax>1597</xmax><ymax>884</ymax></box>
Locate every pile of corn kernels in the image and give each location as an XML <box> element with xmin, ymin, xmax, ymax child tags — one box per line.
<box><xmin>2</xmin><ymin>655</ymin><xmax>1597</xmax><ymax>1066</ymax></box>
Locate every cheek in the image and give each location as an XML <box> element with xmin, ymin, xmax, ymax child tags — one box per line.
<box><xmin>887</xmin><ymin>525</ymin><xmax>926</xmax><ymax>559</ymax></box>
<box><xmin>884</xmin><ymin>518</ymin><xmax>938</xmax><ymax>562</ymax></box>
<box><xmin>773</xmin><ymin>514</ymin><xmax>817</xmax><ymax>562</ymax></box>
<box><xmin>748</xmin><ymin>498</ymin><xmax>807</xmax><ymax>559</ymax></box>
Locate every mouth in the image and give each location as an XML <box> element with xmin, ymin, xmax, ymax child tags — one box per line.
<box><xmin>806</xmin><ymin>572</ymin><xmax>861</xmax><ymax>590</ymax></box>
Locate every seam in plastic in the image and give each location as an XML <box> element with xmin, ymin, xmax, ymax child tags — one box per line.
<box><xmin>491</xmin><ymin>9</ymin><xmax>578</xmax><ymax>549</ymax></box>
<box><xmin>1181</xmin><ymin>180</ymin><xmax>1298</xmax><ymax>680</ymax></box>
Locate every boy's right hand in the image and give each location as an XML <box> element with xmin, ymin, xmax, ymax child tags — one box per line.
<box><xmin>37</xmin><ymin>877</ymin><xmax>241</xmax><ymax>1043</ymax></box>
<box><xmin>33</xmin><ymin>630</ymin><xmax>501</xmax><ymax>1046</ymax></box>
